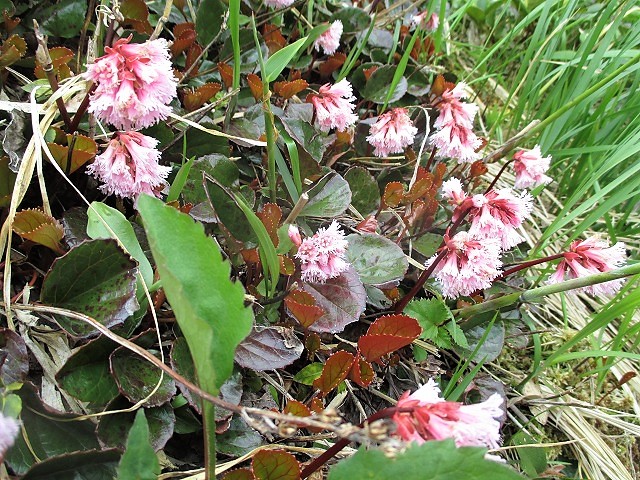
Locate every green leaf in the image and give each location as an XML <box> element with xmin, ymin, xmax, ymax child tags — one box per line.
<box><xmin>455</xmin><ymin>321</ymin><xmax>505</xmax><ymax>363</ymax></box>
<box><xmin>117</xmin><ymin>410</ymin><xmax>160</xmax><ymax>480</ymax></box>
<box><xmin>195</xmin><ymin>0</ymin><xmax>226</xmax><ymax>45</ymax></box>
<box><xmin>87</xmin><ymin>202</ymin><xmax>153</xmax><ymax>288</ymax></box>
<box><xmin>299</xmin><ymin>173</ymin><xmax>352</xmax><ymax>218</ymax></box>
<box><xmin>362</xmin><ymin>65</ymin><xmax>408</xmax><ymax>104</ymax></box>
<box><xmin>137</xmin><ymin>195</ymin><xmax>253</xmax><ymax>395</ymax></box>
<box><xmin>40</xmin><ymin>240</ymin><xmax>139</xmax><ymax>338</ymax></box>
<box><xmin>344</xmin><ymin>167</ymin><xmax>380</xmax><ymax>215</ymax></box>
<box><xmin>328</xmin><ymin>441</ymin><xmax>524</xmax><ymax>480</ymax></box>
<box><xmin>264</xmin><ymin>37</ymin><xmax>308</xmax><ymax>83</ymax></box>
<box><xmin>405</xmin><ymin>298</ymin><xmax>453</xmax><ymax>330</ymax></box>
<box><xmin>182</xmin><ymin>154</ymin><xmax>238</xmax><ymax>205</ymax></box>
<box><xmin>412</xmin><ymin>233</ymin><xmax>442</xmax><ymax>258</ymax></box>
<box><xmin>217</xmin><ymin>416</ymin><xmax>264</xmax><ymax>457</ymax></box>
<box><xmin>21</xmin><ymin>450</ymin><xmax>121</xmax><ymax>480</ymax></box>
<box><xmin>345</xmin><ymin>233</ymin><xmax>408</xmax><ymax>285</ymax></box>
<box><xmin>167</xmin><ymin>157</ymin><xmax>195</xmax><ymax>203</ymax></box>
<box><xmin>56</xmin><ymin>336</ymin><xmax>119</xmax><ymax>407</ymax></box>
<box><xmin>40</xmin><ymin>0</ymin><xmax>87</xmax><ymax>38</ymax></box>
<box><xmin>252</xmin><ymin>449</ymin><xmax>300</xmax><ymax>480</ymax></box>
<box><xmin>293</xmin><ymin>362</ymin><xmax>324</xmax><ymax>385</ymax></box>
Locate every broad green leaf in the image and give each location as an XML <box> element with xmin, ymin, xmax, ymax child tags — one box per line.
<box><xmin>252</xmin><ymin>449</ymin><xmax>301</xmax><ymax>480</ymax></box>
<box><xmin>345</xmin><ymin>233</ymin><xmax>408</xmax><ymax>285</ymax></box>
<box><xmin>328</xmin><ymin>441</ymin><xmax>523</xmax><ymax>480</ymax></box>
<box><xmin>40</xmin><ymin>240</ymin><xmax>139</xmax><ymax>338</ymax></box>
<box><xmin>344</xmin><ymin>167</ymin><xmax>380</xmax><ymax>215</ymax></box>
<box><xmin>40</xmin><ymin>0</ymin><xmax>87</xmax><ymax>38</ymax></box>
<box><xmin>362</xmin><ymin>65</ymin><xmax>408</xmax><ymax>104</ymax></box>
<box><xmin>217</xmin><ymin>416</ymin><xmax>264</xmax><ymax>457</ymax></box>
<box><xmin>413</xmin><ymin>233</ymin><xmax>442</xmax><ymax>258</ymax></box>
<box><xmin>293</xmin><ymin>362</ymin><xmax>323</xmax><ymax>385</ymax></box>
<box><xmin>21</xmin><ymin>450</ymin><xmax>121</xmax><ymax>480</ymax></box>
<box><xmin>182</xmin><ymin>154</ymin><xmax>238</xmax><ymax>205</ymax></box>
<box><xmin>137</xmin><ymin>194</ymin><xmax>253</xmax><ymax>396</ymax></box>
<box><xmin>299</xmin><ymin>173</ymin><xmax>352</xmax><ymax>218</ymax></box>
<box><xmin>56</xmin><ymin>336</ymin><xmax>119</xmax><ymax>407</ymax></box>
<box><xmin>195</xmin><ymin>0</ymin><xmax>226</xmax><ymax>45</ymax></box>
<box><xmin>87</xmin><ymin>202</ymin><xmax>153</xmax><ymax>288</ymax></box>
<box><xmin>455</xmin><ymin>321</ymin><xmax>505</xmax><ymax>363</ymax></box>
<box><xmin>116</xmin><ymin>410</ymin><xmax>160</xmax><ymax>480</ymax></box>
<box><xmin>264</xmin><ymin>37</ymin><xmax>308</xmax><ymax>83</ymax></box>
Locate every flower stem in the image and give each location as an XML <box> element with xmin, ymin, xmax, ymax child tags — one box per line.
<box><xmin>496</xmin><ymin>253</ymin><xmax>564</xmax><ymax>280</ymax></box>
<box><xmin>484</xmin><ymin>158</ymin><xmax>514</xmax><ymax>194</ymax></box>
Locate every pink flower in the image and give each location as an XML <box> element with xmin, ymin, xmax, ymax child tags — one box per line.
<box><xmin>314</xmin><ymin>20</ymin><xmax>343</xmax><ymax>55</ymax></box>
<box><xmin>548</xmin><ymin>237</ymin><xmax>627</xmax><ymax>296</ymax></box>
<box><xmin>430</xmin><ymin>83</ymin><xmax>482</xmax><ymax>163</ymax></box>
<box><xmin>87</xmin><ymin>132</ymin><xmax>171</xmax><ymax>200</ymax></box>
<box><xmin>411</xmin><ymin>12</ymin><xmax>439</xmax><ymax>32</ymax></box>
<box><xmin>513</xmin><ymin>145</ymin><xmax>552</xmax><ymax>189</ymax></box>
<box><xmin>84</xmin><ymin>37</ymin><xmax>178</xmax><ymax>130</ymax></box>
<box><xmin>309</xmin><ymin>79</ymin><xmax>358</xmax><ymax>132</ymax></box>
<box><xmin>263</xmin><ymin>0</ymin><xmax>294</xmax><ymax>8</ymax></box>
<box><xmin>440</xmin><ymin>177</ymin><xmax>467</xmax><ymax>206</ymax></box>
<box><xmin>392</xmin><ymin>379</ymin><xmax>503</xmax><ymax>448</ymax></box>
<box><xmin>468</xmin><ymin>189</ymin><xmax>533</xmax><ymax>250</ymax></box>
<box><xmin>0</xmin><ymin>413</ymin><xmax>20</xmax><ymax>462</ymax></box>
<box><xmin>295</xmin><ymin>221</ymin><xmax>349</xmax><ymax>283</ymax></box>
<box><xmin>366</xmin><ymin>108</ymin><xmax>418</xmax><ymax>157</ymax></box>
<box><xmin>426</xmin><ymin>231</ymin><xmax>502</xmax><ymax>298</ymax></box>
<box><xmin>288</xmin><ymin>224</ymin><xmax>302</xmax><ymax>247</ymax></box>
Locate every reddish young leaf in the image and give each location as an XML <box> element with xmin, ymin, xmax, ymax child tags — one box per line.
<box><xmin>357</xmin><ymin>314</ymin><xmax>421</xmax><ymax>362</ymax></box>
<box><xmin>319</xmin><ymin>52</ymin><xmax>346</xmax><ymax>78</ymax></box>
<box><xmin>283</xmin><ymin>400</ymin><xmax>312</xmax><ymax>418</ymax></box>
<box><xmin>34</xmin><ymin>46</ymin><xmax>74</xmax><ymax>79</ymax></box>
<box><xmin>363</xmin><ymin>65</ymin><xmax>378</xmax><ymax>81</ymax></box>
<box><xmin>120</xmin><ymin>0</ymin><xmax>153</xmax><ymax>34</ymax></box>
<box><xmin>304</xmin><ymin>333</ymin><xmax>321</xmax><ymax>354</ymax></box>
<box><xmin>404</xmin><ymin>177</ymin><xmax>433</xmax><ymax>203</ymax></box>
<box><xmin>252</xmin><ymin>449</ymin><xmax>301</xmax><ymax>480</ymax></box>
<box><xmin>241</xmin><ymin>248</ymin><xmax>261</xmax><ymax>264</ymax></box>
<box><xmin>273</xmin><ymin>79</ymin><xmax>308</xmax><ymax>100</ymax></box>
<box><xmin>3</xmin><ymin>11</ymin><xmax>20</xmax><ymax>33</ymax></box>
<box><xmin>218</xmin><ymin>62</ymin><xmax>234</xmax><ymax>90</ymax></box>
<box><xmin>262</xmin><ymin>24</ymin><xmax>287</xmax><ymax>54</ymax></box>
<box><xmin>181</xmin><ymin>83</ymin><xmax>222</xmax><ymax>112</ymax></box>
<box><xmin>222</xmin><ymin>469</ymin><xmax>256</xmax><ymax>480</ymax></box>
<box><xmin>257</xmin><ymin>203</ymin><xmax>282</xmax><ymax>246</ymax></box>
<box><xmin>431</xmin><ymin>74</ymin><xmax>446</xmax><ymax>97</ymax></box>
<box><xmin>382</xmin><ymin>182</ymin><xmax>405</xmax><ymax>208</ymax></box>
<box><xmin>279</xmin><ymin>255</ymin><xmax>295</xmax><ymax>276</ymax></box>
<box><xmin>469</xmin><ymin>160</ymin><xmax>487</xmax><ymax>178</ymax></box>
<box><xmin>247</xmin><ymin>73</ymin><xmax>264</xmax><ymax>101</ymax></box>
<box><xmin>309</xmin><ymin>398</ymin><xmax>323</xmax><ymax>414</ymax></box>
<box><xmin>284</xmin><ymin>290</ymin><xmax>325</xmax><ymax>329</ymax></box>
<box><xmin>349</xmin><ymin>355</ymin><xmax>374</xmax><ymax>387</ymax></box>
<box><xmin>12</xmin><ymin>209</ymin><xmax>65</xmax><ymax>254</ymax></box>
<box><xmin>170</xmin><ymin>23</ymin><xmax>196</xmax><ymax>57</ymax></box>
<box><xmin>185</xmin><ymin>43</ymin><xmax>203</xmax><ymax>77</ymax></box>
<box><xmin>313</xmin><ymin>351</ymin><xmax>355</xmax><ymax>395</ymax></box>
<box><xmin>47</xmin><ymin>133</ymin><xmax>97</xmax><ymax>174</ymax></box>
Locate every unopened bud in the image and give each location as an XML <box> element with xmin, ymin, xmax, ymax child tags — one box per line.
<box><xmin>288</xmin><ymin>224</ymin><xmax>302</xmax><ymax>247</ymax></box>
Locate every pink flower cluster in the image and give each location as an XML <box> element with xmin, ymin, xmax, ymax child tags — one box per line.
<box><xmin>309</xmin><ymin>79</ymin><xmax>358</xmax><ymax>132</ymax></box>
<box><xmin>426</xmin><ymin>231</ymin><xmax>502</xmax><ymax>298</ymax></box>
<box><xmin>513</xmin><ymin>145</ymin><xmax>552</xmax><ymax>189</ymax></box>
<box><xmin>87</xmin><ymin>132</ymin><xmax>171</xmax><ymax>200</ymax></box>
<box><xmin>430</xmin><ymin>83</ymin><xmax>482</xmax><ymax>163</ymax></box>
<box><xmin>263</xmin><ymin>0</ymin><xmax>294</xmax><ymax>8</ymax></box>
<box><xmin>411</xmin><ymin>12</ymin><xmax>439</xmax><ymax>32</ymax></box>
<box><xmin>289</xmin><ymin>222</ymin><xmax>349</xmax><ymax>283</ymax></box>
<box><xmin>84</xmin><ymin>37</ymin><xmax>178</xmax><ymax>130</ymax></box>
<box><xmin>549</xmin><ymin>236</ymin><xmax>627</xmax><ymax>296</ymax></box>
<box><xmin>366</xmin><ymin>108</ymin><xmax>418</xmax><ymax>157</ymax></box>
<box><xmin>0</xmin><ymin>413</ymin><xmax>20</xmax><ymax>462</ymax></box>
<box><xmin>393</xmin><ymin>379</ymin><xmax>503</xmax><ymax>448</ymax></box>
<box><xmin>314</xmin><ymin>20</ymin><xmax>343</xmax><ymax>55</ymax></box>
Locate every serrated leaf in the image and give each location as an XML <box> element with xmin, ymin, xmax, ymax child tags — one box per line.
<box><xmin>223</xmin><ymin>469</ymin><xmax>256</xmax><ymax>480</ymax></box>
<box><xmin>252</xmin><ymin>449</ymin><xmax>301</xmax><ymax>480</ymax></box>
<box><xmin>284</xmin><ymin>290</ymin><xmax>325</xmax><ymax>329</ymax></box>
<box><xmin>328</xmin><ymin>441</ymin><xmax>523</xmax><ymax>480</ymax></box>
<box><xmin>40</xmin><ymin>239</ymin><xmax>139</xmax><ymax>338</ymax></box>
<box><xmin>299</xmin><ymin>172</ymin><xmax>352</xmax><ymax>218</ymax></box>
<box><xmin>12</xmin><ymin>208</ymin><xmax>65</xmax><ymax>254</ymax></box>
<box><xmin>382</xmin><ymin>182</ymin><xmax>404</xmax><ymax>207</ymax></box>
<box><xmin>445</xmin><ymin>319</ymin><xmax>468</xmax><ymax>348</ymax></box>
<box><xmin>313</xmin><ymin>351</ymin><xmax>354</xmax><ymax>395</ymax></box>
<box><xmin>273</xmin><ymin>79</ymin><xmax>308</xmax><ymax>99</ymax></box>
<box><xmin>283</xmin><ymin>400</ymin><xmax>311</xmax><ymax>417</ymax></box>
<box><xmin>86</xmin><ymin>201</ymin><xmax>153</xmax><ymax>289</ymax></box>
<box><xmin>34</xmin><ymin>46</ymin><xmax>74</xmax><ymax>79</ymax></box>
<box><xmin>357</xmin><ymin>314</ymin><xmax>421</xmax><ymax>362</ymax></box>
<box><xmin>349</xmin><ymin>355</ymin><xmax>374</xmax><ymax>387</ymax></box>
<box><xmin>56</xmin><ymin>336</ymin><xmax>119</xmax><ymax>406</ymax></box>
<box><xmin>117</xmin><ymin>410</ymin><xmax>159</xmax><ymax>480</ymax></box>
<box><xmin>293</xmin><ymin>363</ymin><xmax>323</xmax><ymax>385</ymax></box>
<box><xmin>302</xmin><ymin>267</ymin><xmax>366</xmax><ymax>333</ymax></box>
<box><xmin>137</xmin><ymin>194</ymin><xmax>253</xmax><ymax>396</ymax></box>
<box><xmin>235</xmin><ymin>326</ymin><xmax>304</xmax><ymax>371</ymax></box>
<box><xmin>181</xmin><ymin>82</ymin><xmax>222</xmax><ymax>111</ymax></box>
<box><xmin>247</xmin><ymin>73</ymin><xmax>264</xmax><ymax>101</ymax></box>
<box><xmin>120</xmin><ymin>0</ymin><xmax>153</xmax><ymax>34</ymax></box>
<box><xmin>345</xmin><ymin>233</ymin><xmax>408</xmax><ymax>285</ymax></box>
<box><xmin>47</xmin><ymin>133</ymin><xmax>97</xmax><ymax>174</ymax></box>
<box><xmin>0</xmin><ymin>328</ymin><xmax>28</xmax><ymax>385</ymax></box>
<box><xmin>405</xmin><ymin>297</ymin><xmax>454</xmax><ymax>335</ymax></box>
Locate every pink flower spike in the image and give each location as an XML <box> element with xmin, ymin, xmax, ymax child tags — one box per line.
<box><xmin>0</xmin><ymin>413</ymin><xmax>20</xmax><ymax>462</ymax></box>
<box><xmin>513</xmin><ymin>145</ymin><xmax>552</xmax><ymax>189</ymax></box>
<box><xmin>426</xmin><ymin>231</ymin><xmax>502</xmax><ymax>298</ymax></box>
<box><xmin>548</xmin><ymin>236</ymin><xmax>627</xmax><ymax>296</ymax></box>
<box><xmin>288</xmin><ymin>224</ymin><xmax>302</xmax><ymax>247</ymax></box>
<box><xmin>295</xmin><ymin>221</ymin><xmax>349</xmax><ymax>283</ymax></box>
<box><xmin>411</xmin><ymin>12</ymin><xmax>439</xmax><ymax>32</ymax></box>
<box><xmin>392</xmin><ymin>378</ymin><xmax>503</xmax><ymax>448</ymax></box>
<box><xmin>440</xmin><ymin>178</ymin><xmax>467</xmax><ymax>206</ymax></box>
<box><xmin>314</xmin><ymin>20</ymin><xmax>343</xmax><ymax>55</ymax></box>
<box><xmin>84</xmin><ymin>37</ymin><xmax>178</xmax><ymax>130</ymax></box>
<box><xmin>468</xmin><ymin>188</ymin><xmax>533</xmax><ymax>250</ymax></box>
<box><xmin>263</xmin><ymin>0</ymin><xmax>294</xmax><ymax>8</ymax></box>
<box><xmin>366</xmin><ymin>108</ymin><xmax>418</xmax><ymax>157</ymax></box>
<box><xmin>309</xmin><ymin>79</ymin><xmax>358</xmax><ymax>132</ymax></box>
<box><xmin>87</xmin><ymin>132</ymin><xmax>171</xmax><ymax>201</ymax></box>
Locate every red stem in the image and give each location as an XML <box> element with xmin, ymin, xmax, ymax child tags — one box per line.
<box><xmin>496</xmin><ymin>253</ymin><xmax>564</xmax><ymax>281</ymax></box>
<box><xmin>484</xmin><ymin>158</ymin><xmax>515</xmax><ymax>194</ymax></box>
